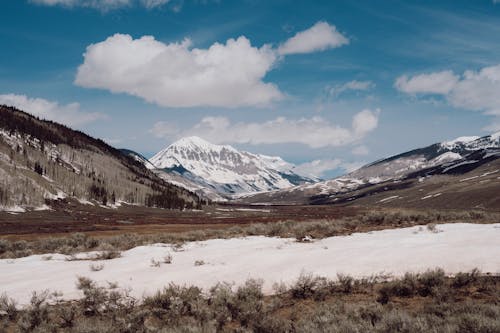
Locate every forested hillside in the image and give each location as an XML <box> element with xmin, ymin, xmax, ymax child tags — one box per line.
<box><xmin>0</xmin><ymin>105</ymin><xmax>203</xmax><ymax>211</ymax></box>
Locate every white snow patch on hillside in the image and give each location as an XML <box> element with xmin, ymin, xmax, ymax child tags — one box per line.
<box><xmin>1</xmin><ymin>223</ymin><xmax>499</xmax><ymax>306</ymax></box>
<box><xmin>441</xmin><ymin>136</ymin><xmax>480</xmax><ymax>150</ymax></box>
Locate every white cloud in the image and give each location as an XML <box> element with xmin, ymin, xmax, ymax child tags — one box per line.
<box><xmin>328</xmin><ymin>80</ymin><xmax>375</xmax><ymax>97</ymax></box>
<box><xmin>278</xmin><ymin>21</ymin><xmax>349</xmax><ymax>56</ymax></box>
<box><xmin>447</xmin><ymin>65</ymin><xmax>500</xmax><ymax>115</ymax></box>
<box><xmin>294</xmin><ymin>158</ymin><xmax>365</xmax><ymax>178</ymax></box>
<box><xmin>352</xmin><ymin>109</ymin><xmax>379</xmax><ymax>137</ymax></box>
<box><xmin>75</xmin><ymin>34</ymin><xmax>283</xmax><ymax>108</ymax></box>
<box><xmin>31</xmin><ymin>0</ymin><xmax>171</xmax><ymax>10</ymax></box>
<box><xmin>30</xmin><ymin>0</ymin><xmax>131</xmax><ymax>11</ymax></box>
<box><xmin>0</xmin><ymin>93</ymin><xmax>105</xmax><ymax>127</ymax></box>
<box><xmin>294</xmin><ymin>159</ymin><xmax>342</xmax><ymax>178</ymax></box>
<box><xmin>394</xmin><ymin>71</ymin><xmax>459</xmax><ymax>95</ymax></box>
<box><xmin>395</xmin><ymin>64</ymin><xmax>500</xmax><ymax>116</ymax></box>
<box><xmin>140</xmin><ymin>0</ymin><xmax>169</xmax><ymax>8</ymax></box>
<box><xmin>352</xmin><ymin>145</ymin><xmax>369</xmax><ymax>155</ymax></box>
<box><xmin>150</xmin><ymin>109</ymin><xmax>380</xmax><ymax>148</ymax></box>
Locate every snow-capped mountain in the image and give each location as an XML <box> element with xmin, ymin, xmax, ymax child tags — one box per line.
<box><xmin>148</xmin><ymin>136</ymin><xmax>316</xmax><ymax>199</ymax></box>
<box><xmin>241</xmin><ymin>132</ymin><xmax>500</xmax><ymax>204</ymax></box>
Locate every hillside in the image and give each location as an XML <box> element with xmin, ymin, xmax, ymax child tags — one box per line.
<box><xmin>0</xmin><ymin>105</ymin><xmax>202</xmax><ymax>211</ymax></box>
<box><xmin>240</xmin><ymin>133</ymin><xmax>500</xmax><ymax>210</ymax></box>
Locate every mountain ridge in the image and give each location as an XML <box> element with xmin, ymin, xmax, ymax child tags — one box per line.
<box><xmin>146</xmin><ymin>136</ymin><xmax>317</xmax><ymax>199</ymax></box>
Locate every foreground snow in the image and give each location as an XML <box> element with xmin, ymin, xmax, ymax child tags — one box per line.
<box><xmin>1</xmin><ymin>223</ymin><xmax>499</xmax><ymax>305</ymax></box>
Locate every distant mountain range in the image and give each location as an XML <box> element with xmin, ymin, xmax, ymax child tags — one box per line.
<box><xmin>240</xmin><ymin>132</ymin><xmax>500</xmax><ymax>208</ymax></box>
<box><xmin>126</xmin><ymin>136</ymin><xmax>316</xmax><ymax>201</ymax></box>
<box><xmin>0</xmin><ymin>105</ymin><xmax>202</xmax><ymax>212</ymax></box>
<box><xmin>2</xmin><ymin>103</ymin><xmax>499</xmax><ymax>211</ymax></box>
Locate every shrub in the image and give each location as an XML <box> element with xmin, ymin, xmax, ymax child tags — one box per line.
<box><xmin>76</xmin><ymin>277</ymin><xmax>108</xmax><ymax>316</ymax></box>
<box><xmin>194</xmin><ymin>260</ymin><xmax>205</xmax><ymax>266</ymax></box>
<box><xmin>232</xmin><ymin>279</ymin><xmax>264</xmax><ymax>327</ymax></box>
<box><xmin>337</xmin><ymin>273</ymin><xmax>354</xmax><ymax>293</ymax></box>
<box><xmin>453</xmin><ymin>269</ymin><xmax>480</xmax><ymax>288</ymax></box>
<box><xmin>0</xmin><ymin>293</ymin><xmax>17</xmax><ymax>321</ymax></box>
<box><xmin>163</xmin><ymin>253</ymin><xmax>173</xmax><ymax>264</ymax></box>
<box><xmin>291</xmin><ymin>272</ymin><xmax>319</xmax><ymax>299</ymax></box>
<box><xmin>93</xmin><ymin>250</ymin><xmax>121</xmax><ymax>260</ymax></box>
<box><xmin>89</xmin><ymin>263</ymin><xmax>104</xmax><ymax>272</ymax></box>
<box><xmin>417</xmin><ymin>269</ymin><xmax>446</xmax><ymax>297</ymax></box>
<box><xmin>16</xmin><ymin>291</ymin><xmax>51</xmax><ymax>333</ymax></box>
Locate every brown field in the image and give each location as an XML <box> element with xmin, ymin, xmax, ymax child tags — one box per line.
<box><xmin>0</xmin><ymin>201</ymin><xmax>362</xmax><ymax>240</ymax></box>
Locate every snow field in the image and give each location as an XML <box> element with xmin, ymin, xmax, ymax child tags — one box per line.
<box><xmin>1</xmin><ymin>223</ymin><xmax>499</xmax><ymax>306</ymax></box>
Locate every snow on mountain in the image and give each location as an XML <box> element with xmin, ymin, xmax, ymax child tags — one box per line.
<box><xmin>241</xmin><ymin>131</ymin><xmax>500</xmax><ymax>203</ymax></box>
<box><xmin>148</xmin><ymin>136</ymin><xmax>315</xmax><ymax>198</ymax></box>
<box><xmin>440</xmin><ymin>136</ymin><xmax>480</xmax><ymax>150</ymax></box>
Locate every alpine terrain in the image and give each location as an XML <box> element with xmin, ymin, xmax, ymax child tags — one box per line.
<box><xmin>144</xmin><ymin>136</ymin><xmax>316</xmax><ymax>200</ymax></box>
<box><xmin>241</xmin><ymin>132</ymin><xmax>500</xmax><ymax>208</ymax></box>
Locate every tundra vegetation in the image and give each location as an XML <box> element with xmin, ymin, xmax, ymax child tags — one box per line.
<box><xmin>0</xmin><ymin>269</ymin><xmax>498</xmax><ymax>332</ymax></box>
<box><xmin>0</xmin><ymin>208</ymin><xmax>497</xmax><ymax>259</ymax></box>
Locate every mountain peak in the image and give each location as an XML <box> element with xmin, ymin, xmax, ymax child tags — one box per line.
<box><xmin>148</xmin><ymin>136</ymin><xmax>315</xmax><ymax>197</ymax></box>
<box><xmin>169</xmin><ymin>136</ymin><xmax>236</xmax><ymax>153</ymax></box>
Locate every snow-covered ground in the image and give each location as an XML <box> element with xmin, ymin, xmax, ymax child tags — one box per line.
<box><xmin>1</xmin><ymin>223</ymin><xmax>499</xmax><ymax>305</ymax></box>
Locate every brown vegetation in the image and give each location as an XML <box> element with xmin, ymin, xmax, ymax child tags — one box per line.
<box><xmin>1</xmin><ymin>269</ymin><xmax>498</xmax><ymax>332</ymax></box>
<box><xmin>0</xmin><ymin>208</ymin><xmax>497</xmax><ymax>259</ymax></box>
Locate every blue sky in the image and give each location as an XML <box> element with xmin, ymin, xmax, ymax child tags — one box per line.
<box><xmin>1</xmin><ymin>0</ymin><xmax>500</xmax><ymax>178</ymax></box>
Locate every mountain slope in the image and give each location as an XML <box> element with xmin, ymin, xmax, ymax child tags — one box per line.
<box><xmin>0</xmin><ymin>105</ymin><xmax>202</xmax><ymax>211</ymax></box>
<box><xmin>241</xmin><ymin>132</ymin><xmax>500</xmax><ymax>206</ymax></box>
<box><xmin>148</xmin><ymin>136</ymin><xmax>316</xmax><ymax>198</ymax></box>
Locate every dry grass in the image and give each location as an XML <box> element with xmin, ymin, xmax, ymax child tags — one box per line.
<box><xmin>0</xmin><ymin>208</ymin><xmax>497</xmax><ymax>259</ymax></box>
<box><xmin>1</xmin><ymin>269</ymin><xmax>498</xmax><ymax>332</ymax></box>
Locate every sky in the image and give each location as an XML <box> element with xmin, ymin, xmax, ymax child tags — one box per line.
<box><xmin>1</xmin><ymin>0</ymin><xmax>500</xmax><ymax>178</ymax></box>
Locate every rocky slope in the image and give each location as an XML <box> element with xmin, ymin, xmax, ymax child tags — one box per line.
<box><xmin>240</xmin><ymin>132</ymin><xmax>500</xmax><ymax>206</ymax></box>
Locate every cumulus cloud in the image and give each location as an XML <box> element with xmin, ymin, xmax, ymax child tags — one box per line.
<box><xmin>395</xmin><ymin>71</ymin><xmax>459</xmax><ymax>95</ymax></box>
<box><xmin>328</xmin><ymin>80</ymin><xmax>375</xmax><ymax>98</ymax></box>
<box><xmin>75</xmin><ymin>21</ymin><xmax>349</xmax><ymax>108</ymax></box>
<box><xmin>395</xmin><ymin>64</ymin><xmax>500</xmax><ymax>116</ymax></box>
<box><xmin>294</xmin><ymin>159</ymin><xmax>342</xmax><ymax>178</ymax></box>
<box><xmin>75</xmin><ymin>34</ymin><xmax>283</xmax><ymax>108</ymax></box>
<box><xmin>0</xmin><ymin>93</ymin><xmax>105</xmax><ymax>127</ymax></box>
<box><xmin>31</xmin><ymin>0</ymin><xmax>171</xmax><ymax>10</ymax></box>
<box><xmin>294</xmin><ymin>158</ymin><xmax>365</xmax><ymax>178</ymax></box>
<box><xmin>278</xmin><ymin>21</ymin><xmax>349</xmax><ymax>55</ymax></box>
<box><xmin>150</xmin><ymin>109</ymin><xmax>380</xmax><ymax>148</ymax></box>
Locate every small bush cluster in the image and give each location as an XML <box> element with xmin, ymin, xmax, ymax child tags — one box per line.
<box><xmin>0</xmin><ymin>269</ymin><xmax>498</xmax><ymax>332</ymax></box>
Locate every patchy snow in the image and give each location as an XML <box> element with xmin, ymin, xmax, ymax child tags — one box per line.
<box><xmin>421</xmin><ymin>193</ymin><xmax>442</xmax><ymax>200</ymax></box>
<box><xmin>76</xmin><ymin>198</ymin><xmax>94</xmax><ymax>206</ymax></box>
<box><xmin>440</xmin><ymin>136</ymin><xmax>480</xmax><ymax>150</ymax></box>
<box><xmin>379</xmin><ymin>195</ymin><xmax>399</xmax><ymax>203</ymax></box>
<box><xmin>0</xmin><ymin>205</ymin><xmax>26</xmax><ymax>213</ymax></box>
<box><xmin>431</xmin><ymin>152</ymin><xmax>462</xmax><ymax>164</ymax></box>
<box><xmin>460</xmin><ymin>176</ymin><xmax>479</xmax><ymax>182</ymax></box>
<box><xmin>1</xmin><ymin>223</ymin><xmax>499</xmax><ymax>306</ymax></box>
<box><xmin>33</xmin><ymin>204</ymin><xmax>52</xmax><ymax>211</ymax></box>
